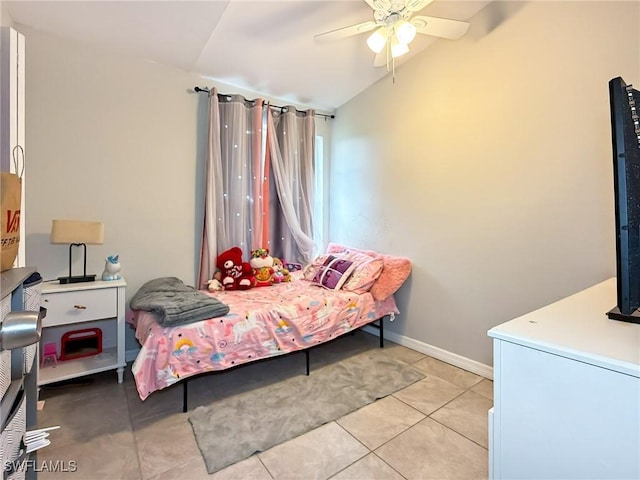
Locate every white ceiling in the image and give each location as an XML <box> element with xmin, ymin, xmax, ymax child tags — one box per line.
<box><xmin>5</xmin><ymin>0</ymin><xmax>491</xmax><ymax>112</ymax></box>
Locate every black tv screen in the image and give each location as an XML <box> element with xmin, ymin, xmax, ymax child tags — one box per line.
<box><xmin>607</xmin><ymin>76</ymin><xmax>640</xmax><ymax>323</ymax></box>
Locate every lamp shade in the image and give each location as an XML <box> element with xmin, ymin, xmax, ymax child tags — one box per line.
<box><xmin>391</xmin><ymin>39</ymin><xmax>409</xmax><ymax>58</ymax></box>
<box><xmin>395</xmin><ymin>20</ymin><xmax>416</xmax><ymax>45</ymax></box>
<box><xmin>51</xmin><ymin>220</ymin><xmax>104</xmax><ymax>245</ymax></box>
<box><xmin>366</xmin><ymin>27</ymin><xmax>388</xmax><ymax>53</ymax></box>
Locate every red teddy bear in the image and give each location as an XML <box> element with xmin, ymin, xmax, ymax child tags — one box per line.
<box><xmin>216</xmin><ymin>247</ymin><xmax>255</xmax><ymax>290</ymax></box>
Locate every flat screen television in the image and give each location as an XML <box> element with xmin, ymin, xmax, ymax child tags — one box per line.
<box><xmin>607</xmin><ymin>76</ymin><xmax>640</xmax><ymax>324</ymax></box>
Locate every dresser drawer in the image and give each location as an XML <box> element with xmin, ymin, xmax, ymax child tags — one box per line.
<box><xmin>42</xmin><ymin>288</ymin><xmax>117</xmax><ymax>327</ymax></box>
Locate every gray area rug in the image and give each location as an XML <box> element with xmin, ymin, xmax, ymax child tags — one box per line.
<box><xmin>189</xmin><ymin>347</ymin><xmax>425</xmax><ymax>474</ymax></box>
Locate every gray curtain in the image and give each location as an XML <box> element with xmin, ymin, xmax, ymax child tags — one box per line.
<box><xmin>198</xmin><ymin>90</ymin><xmax>266</xmax><ymax>287</ymax></box>
<box><xmin>266</xmin><ymin>107</ymin><xmax>316</xmax><ymax>264</ymax></box>
<box><xmin>198</xmin><ymin>94</ymin><xmax>317</xmax><ymax>287</ymax></box>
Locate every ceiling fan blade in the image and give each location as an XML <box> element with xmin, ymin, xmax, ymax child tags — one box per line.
<box><xmin>411</xmin><ymin>16</ymin><xmax>470</xmax><ymax>40</ymax></box>
<box><xmin>314</xmin><ymin>21</ymin><xmax>378</xmax><ymax>43</ymax></box>
<box><xmin>404</xmin><ymin>0</ymin><xmax>435</xmax><ymax>13</ymax></box>
<box><xmin>364</xmin><ymin>0</ymin><xmax>392</xmax><ymax>12</ymax></box>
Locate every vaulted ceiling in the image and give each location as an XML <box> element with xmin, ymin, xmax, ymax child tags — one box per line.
<box><xmin>5</xmin><ymin>1</ymin><xmax>491</xmax><ymax>111</ymax></box>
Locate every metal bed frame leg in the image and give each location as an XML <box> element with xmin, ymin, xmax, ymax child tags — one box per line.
<box><xmin>368</xmin><ymin>315</ymin><xmax>386</xmax><ymax>348</ymax></box>
<box><xmin>305</xmin><ymin>349</ymin><xmax>310</xmax><ymax>376</ymax></box>
<box><xmin>183</xmin><ymin>379</ymin><xmax>188</xmax><ymax>413</ymax></box>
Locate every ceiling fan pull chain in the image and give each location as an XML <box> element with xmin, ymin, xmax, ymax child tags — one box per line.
<box><xmin>392</xmin><ymin>56</ymin><xmax>396</xmax><ymax>84</ymax></box>
<box><xmin>386</xmin><ymin>41</ymin><xmax>391</xmax><ymax>73</ymax></box>
<box><xmin>388</xmin><ymin>40</ymin><xmax>395</xmax><ymax>83</ymax></box>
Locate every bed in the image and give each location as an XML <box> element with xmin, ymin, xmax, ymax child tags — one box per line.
<box><xmin>130</xmin><ymin>244</ymin><xmax>411</xmax><ymax>409</ymax></box>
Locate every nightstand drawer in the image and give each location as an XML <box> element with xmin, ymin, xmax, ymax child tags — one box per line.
<box><xmin>42</xmin><ymin>288</ymin><xmax>117</xmax><ymax>327</ymax></box>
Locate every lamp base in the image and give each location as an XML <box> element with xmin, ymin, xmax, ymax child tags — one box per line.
<box><xmin>58</xmin><ymin>274</ymin><xmax>96</xmax><ymax>284</ymax></box>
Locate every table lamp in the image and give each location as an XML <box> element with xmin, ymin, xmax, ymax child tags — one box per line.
<box><xmin>50</xmin><ymin>220</ymin><xmax>104</xmax><ymax>284</ymax></box>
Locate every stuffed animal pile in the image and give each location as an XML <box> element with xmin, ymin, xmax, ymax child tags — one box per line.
<box><xmin>209</xmin><ymin>246</ymin><xmax>292</xmax><ymax>291</ymax></box>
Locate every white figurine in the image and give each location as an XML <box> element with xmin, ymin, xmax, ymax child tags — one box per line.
<box><xmin>102</xmin><ymin>255</ymin><xmax>122</xmax><ymax>281</ymax></box>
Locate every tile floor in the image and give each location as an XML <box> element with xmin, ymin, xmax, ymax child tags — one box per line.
<box><xmin>35</xmin><ymin>331</ymin><xmax>492</xmax><ymax>480</ymax></box>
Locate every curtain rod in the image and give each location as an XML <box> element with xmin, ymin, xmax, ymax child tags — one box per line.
<box><xmin>194</xmin><ymin>86</ymin><xmax>335</xmax><ymax>120</ymax></box>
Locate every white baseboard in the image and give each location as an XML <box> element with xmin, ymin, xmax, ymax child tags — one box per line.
<box><xmin>362</xmin><ymin>325</ymin><xmax>494</xmax><ymax>380</ymax></box>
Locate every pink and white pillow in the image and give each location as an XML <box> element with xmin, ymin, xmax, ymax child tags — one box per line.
<box><xmin>326</xmin><ymin>243</ymin><xmax>411</xmax><ymax>301</ymax></box>
<box><xmin>303</xmin><ymin>255</ymin><xmax>356</xmax><ymax>290</ymax></box>
<box><xmin>334</xmin><ymin>250</ymin><xmax>384</xmax><ymax>294</ymax></box>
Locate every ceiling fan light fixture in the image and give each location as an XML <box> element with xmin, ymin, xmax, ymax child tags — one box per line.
<box><xmin>366</xmin><ymin>27</ymin><xmax>388</xmax><ymax>53</ymax></box>
<box><xmin>391</xmin><ymin>38</ymin><xmax>409</xmax><ymax>58</ymax></box>
<box><xmin>395</xmin><ymin>20</ymin><xmax>416</xmax><ymax>45</ymax></box>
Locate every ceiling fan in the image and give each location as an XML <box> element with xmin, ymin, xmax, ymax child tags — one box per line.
<box><xmin>314</xmin><ymin>0</ymin><xmax>470</xmax><ymax>67</ymax></box>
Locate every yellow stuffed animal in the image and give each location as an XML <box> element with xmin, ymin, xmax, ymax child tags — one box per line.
<box><xmin>273</xmin><ymin>257</ymin><xmax>291</xmax><ymax>283</ymax></box>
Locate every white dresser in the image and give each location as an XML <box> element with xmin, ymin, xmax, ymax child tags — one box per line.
<box><xmin>488</xmin><ymin>278</ymin><xmax>640</xmax><ymax>480</ymax></box>
<box><xmin>39</xmin><ymin>279</ymin><xmax>126</xmax><ymax>386</ymax></box>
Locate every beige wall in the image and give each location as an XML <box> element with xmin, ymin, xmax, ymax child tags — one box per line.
<box><xmin>20</xmin><ymin>25</ymin><xmax>331</xmax><ymax>353</ymax></box>
<box><xmin>0</xmin><ymin>3</ymin><xmax>12</xmax><ymax>27</ymax></box>
<box><xmin>330</xmin><ymin>1</ymin><xmax>640</xmax><ymax>366</ymax></box>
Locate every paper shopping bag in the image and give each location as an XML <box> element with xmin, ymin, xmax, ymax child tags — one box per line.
<box><xmin>1</xmin><ymin>172</ymin><xmax>22</xmax><ymax>272</ymax></box>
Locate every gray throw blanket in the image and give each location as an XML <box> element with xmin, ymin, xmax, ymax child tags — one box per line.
<box><xmin>130</xmin><ymin>277</ymin><xmax>230</xmax><ymax>327</ymax></box>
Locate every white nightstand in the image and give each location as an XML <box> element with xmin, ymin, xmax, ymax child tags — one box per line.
<box><xmin>39</xmin><ymin>278</ymin><xmax>127</xmax><ymax>386</ymax></box>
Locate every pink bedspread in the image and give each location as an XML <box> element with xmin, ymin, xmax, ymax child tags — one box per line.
<box><xmin>131</xmin><ymin>275</ymin><xmax>399</xmax><ymax>400</ymax></box>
